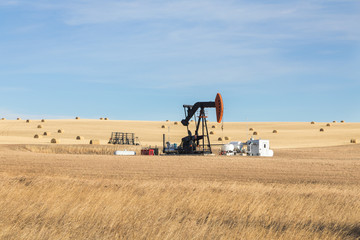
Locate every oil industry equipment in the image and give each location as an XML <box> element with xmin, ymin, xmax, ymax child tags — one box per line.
<box><xmin>220</xmin><ymin>138</ymin><xmax>274</xmax><ymax>157</ymax></box>
<box><xmin>141</xmin><ymin>147</ymin><xmax>159</xmax><ymax>156</ymax></box>
<box><xmin>108</xmin><ymin>132</ymin><xmax>140</xmax><ymax>145</ymax></box>
<box><xmin>163</xmin><ymin>93</ymin><xmax>223</xmax><ymax>155</ymax></box>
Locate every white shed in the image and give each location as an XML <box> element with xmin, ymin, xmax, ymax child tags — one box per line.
<box><xmin>247</xmin><ymin>139</ymin><xmax>273</xmax><ymax>157</ymax></box>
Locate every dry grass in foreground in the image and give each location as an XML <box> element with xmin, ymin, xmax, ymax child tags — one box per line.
<box><xmin>1</xmin><ymin>178</ymin><xmax>359</xmax><ymax>240</ymax></box>
<box><xmin>0</xmin><ymin>145</ymin><xmax>359</xmax><ymax>239</ymax></box>
<box><xmin>12</xmin><ymin>144</ymin><xmax>141</xmax><ymax>155</ymax></box>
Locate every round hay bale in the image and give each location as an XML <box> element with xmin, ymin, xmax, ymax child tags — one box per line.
<box><xmin>249</xmin><ymin>128</ymin><xmax>254</xmax><ymax>131</ymax></box>
<box><xmin>34</xmin><ymin>134</ymin><xmax>42</xmax><ymax>139</ymax></box>
<box><xmin>326</xmin><ymin>123</ymin><xmax>331</xmax><ymax>127</ymax></box>
<box><xmin>161</xmin><ymin>125</ymin><xmax>165</xmax><ymax>128</ymax></box>
<box><xmin>104</xmin><ymin>118</ymin><xmax>109</xmax><ymax>120</ymax></box>
<box><xmin>90</xmin><ymin>139</ymin><xmax>100</xmax><ymax>145</ymax></box>
<box><xmin>50</xmin><ymin>138</ymin><xmax>59</xmax><ymax>144</ymax></box>
<box><xmin>273</xmin><ymin>130</ymin><xmax>278</xmax><ymax>133</ymax></box>
<box><xmin>340</xmin><ymin>120</ymin><xmax>345</xmax><ymax>123</ymax></box>
<box><xmin>100</xmin><ymin>118</ymin><xmax>104</xmax><ymax>120</ymax></box>
<box><xmin>253</xmin><ymin>131</ymin><xmax>258</xmax><ymax>135</ymax></box>
<box><xmin>43</xmin><ymin>132</ymin><xmax>51</xmax><ymax>136</ymax></box>
<box><xmin>332</xmin><ymin>120</ymin><xmax>337</xmax><ymax>123</ymax></box>
<box><xmin>210</xmin><ymin>131</ymin><xmax>215</xmax><ymax>135</ymax></box>
<box><xmin>212</xmin><ymin>125</ymin><xmax>216</xmax><ymax>129</ymax></box>
<box><xmin>166</xmin><ymin>120</ymin><xmax>169</xmax><ymax>122</ymax></box>
<box><xmin>174</xmin><ymin>122</ymin><xmax>178</xmax><ymax>125</ymax></box>
<box><xmin>320</xmin><ymin>128</ymin><xmax>324</xmax><ymax>132</ymax></box>
<box><xmin>17</xmin><ymin>118</ymin><xmax>21</xmax><ymax>120</ymax></box>
<box><xmin>76</xmin><ymin>136</ymin><xmax>84</xmax><ymax>140</ymax></box>
<box><xmin>224</xmin><ymin>136</ymin><xmax>230</xmax><ymax>140</ymax></box>
<box><xmin>218</xmin><ymin>137</ymin><xmax>223</xmax><ymax>141</ymax></box>
<box><xmin>57</xmin><ymin>129</ymin><xmax>64</xmax><ymax>133</ymax></box>
<box><xmin>37</xmin><ymin>125</ymin><xmax>43</xmax><ymax>129</ymax></box>
<box><xmin>350</xmin><ymin>139</ymin><xmax>357</xmax><ymax>144</ymax></box>
<box><xmin>41</xmin><ymin>119</ymin><xmax>46</xmax><ymax>122</ymax></box>
<box><xmin>1</xmin><ymin>118</ymin><xmax>5</xmax><ymax>120</ymax></box>
<box><xmin>26</xmin><ymin>119</ymin><xmax>30</xmax><ymax>123</ymax></box>
<box><xmin>311</xmin><ymin>121</ymin><xmax>315</xmax><ymax>124</ymax></box>
<box><xmin>75</xmin><ymin>117</ymin><xmax>80</xmax><ymax>120</ymax></box>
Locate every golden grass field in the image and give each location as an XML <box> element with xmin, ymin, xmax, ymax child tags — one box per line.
<box><xmin>0</xmin><ymin>119</ymin><xmax>359</xmax><ymax>148</ymax></box>
<box><xmin>0</xmin><ymin>119</ymin><xmax>360</xmax><ymax>239</ymax></box>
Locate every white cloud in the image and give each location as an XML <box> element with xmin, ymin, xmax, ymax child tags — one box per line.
<box><xmin>3</xmin><ymin>0</ymin><xmax>358</xmax><ymax>88</ymax></box>
<box><xmin>12</xmin><ymin>0</ymin><xmax>359</xmax><ymax>43</ymax></box>
<box><xmin>35</xmin><ymin>0</ymin><xmax>359</xmax><ymax>41</ymax></box>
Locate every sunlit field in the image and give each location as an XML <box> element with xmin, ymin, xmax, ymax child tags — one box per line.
<box><xmin>0</xmin><ymin>143</ymin><xmax>359</xmax><ymax>239</ymax></box>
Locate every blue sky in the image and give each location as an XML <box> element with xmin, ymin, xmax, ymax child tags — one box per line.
<box><xmin>0</xmin><ymin>0</ymin><xmax>359</xmax><ymax>122</ymax></box>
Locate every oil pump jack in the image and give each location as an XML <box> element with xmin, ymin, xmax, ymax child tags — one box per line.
<box><xmin>163</xmin><ymin>93</ymin><xmax>224</xmax><ymax>155</ymax></box>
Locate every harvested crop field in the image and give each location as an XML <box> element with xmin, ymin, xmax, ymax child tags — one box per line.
<box><xmin>1</xmin><ymin>119</ymin><xmax>359</xmax><ymax>148</ymax></box>
<box><xmin>0</xmin><ymin>143</ymin><xmax>360</xmax><ymax>239</ymax></box>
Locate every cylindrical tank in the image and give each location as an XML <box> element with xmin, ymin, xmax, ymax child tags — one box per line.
<box><xmin>229</xmin><ymin>141</ymin><xmax>241</xmax><ymax>151</ymax></box>
<box><xmin>114</xmin><ymin>150</ymin><xmax>136</xmax><ymax>156</ymax></box>
<box><xmin>221</xmin><ymin>144</ymin><xmax>235</xmax><ymax>152</ymax></box>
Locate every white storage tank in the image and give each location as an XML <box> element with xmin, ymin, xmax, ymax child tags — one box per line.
<box><xmin>114</xmin><ymin>150</ymin><xmax>136</xmax><ymax>156</ymax></box>
<box><xmin>221</xmin><ymin>144</ymin><xmax>235</xmax><ymax>155</ymax></box>
<box><xmin>229</xmin><ymin>141</ymin><xmax>242</xmax><ymax>151</ymax></box>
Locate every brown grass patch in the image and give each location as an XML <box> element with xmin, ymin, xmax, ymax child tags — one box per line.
<box><xmin>16</xmin><ymin>144</ymin><xmax>135</xmax><ymax>155</ymax></box>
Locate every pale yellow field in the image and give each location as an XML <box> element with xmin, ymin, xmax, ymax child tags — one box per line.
<box><xmin>0</xmin><ymin>119</ymin><xmax>359</xmax><ymax>239</ymax></box>
<box><xmin>0</xmin><ymin>119</ymin><xmax>359</xmax><ymax>148</ymax></box>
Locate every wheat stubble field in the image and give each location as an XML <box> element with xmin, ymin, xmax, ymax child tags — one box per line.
<box><xmin>0</xmin><ymin>119</ymin><xmax>360</xmax><ymax>239</ymax></box>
